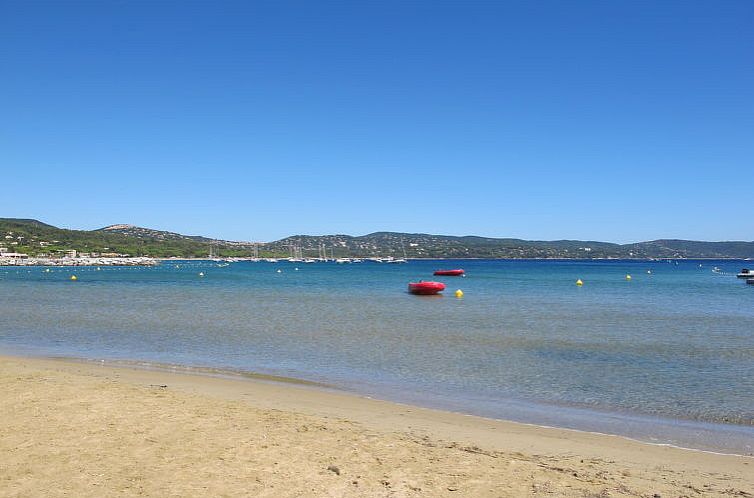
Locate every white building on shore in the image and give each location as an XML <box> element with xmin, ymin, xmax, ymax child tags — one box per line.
<box><xmin>0</xmin><ymin>252</ymin><xmax>29</xmax><ymax>260</ymax></box>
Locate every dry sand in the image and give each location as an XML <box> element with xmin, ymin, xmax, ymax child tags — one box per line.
<box><xmin>0</xmin><ymin>355</ymin><xmax>751</xmax><ymax>497</ymax></box>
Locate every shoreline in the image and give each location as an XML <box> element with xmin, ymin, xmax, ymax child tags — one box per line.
<box><xmin>40</xmin><ymin>355</ymin><xmax>754</xmax><ymax>458</ymax></box>
<box><xmin>1</xmin><ymin>353</ymin><xmax>751</xmax><ymax>497</ymax></box>
<box><xmin>4</xmin><ymin>349</ymin><xmax>753</xmax><ymax>457</ymax></box>
<box><xmin>0</xmin><ymin>256</ymin><xmax>158</xmax><ymax>266</ymax></box>
<box><xmin>2</xmin><ymin>256</ymin><xmax>750</xmax><ymax>267</ymax></box>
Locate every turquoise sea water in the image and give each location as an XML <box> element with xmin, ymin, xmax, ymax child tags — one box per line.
<box><xmin>1</xmin><ymin>259</ymin><xmax>752</xmax><ymax>454</ymax></box>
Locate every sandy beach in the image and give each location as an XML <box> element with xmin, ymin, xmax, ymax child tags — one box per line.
<box><xmin>0</xmin><ymin>355</ymin><xmax>751</xmax><ymax>498</ymax></box>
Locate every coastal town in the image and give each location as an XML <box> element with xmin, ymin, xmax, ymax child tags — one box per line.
<box><xmin>0</xmin><ymin>251</ymin><xmax>158</xmax><ymax>266</ymax></box>
<box><xmin>0</xmin><ymin>230</ymin><xmax>157</xmax><ymax>266</ymax></box>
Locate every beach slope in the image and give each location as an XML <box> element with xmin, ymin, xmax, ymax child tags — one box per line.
<box><xmin>0</xmin><ymin>355</ymin><xmax>751</xmax><ymax>497</ymax></box>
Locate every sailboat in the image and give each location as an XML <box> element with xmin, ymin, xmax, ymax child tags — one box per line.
<box><xmin>288</xmin><ymin>244</ymin><xmax>304</xmax><ymax>262</ymax></box>
<box><xmin>208</xmin><ymin>244</ymin><xmax>222</xmax><ymax>262</ymax></box>
<box><xmin>388</xmin><ymin>238</ymin><xmax>408</xmax><ymax>263</ymax></box>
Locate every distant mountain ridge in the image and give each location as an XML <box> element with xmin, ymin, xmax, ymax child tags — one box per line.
<box><xmin>268</xmin><ymin>232</ymin><xmax>754</xmax><ymax>259</ymax></box>
<box><xmin>99</xmin><ymin>224</ymin><xmax>241</xmax><ymax>245</ymax></box>
<box><xmin>1</xmin><ymin>218</ymin><xmax>752</xmax><ymax>259</ymax></box>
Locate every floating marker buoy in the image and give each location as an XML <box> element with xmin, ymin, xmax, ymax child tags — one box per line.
<box><xmin>198</xmin><ymin>272</ymin><xmax>204</xmax><ymax>277</ymax></box>
<box><xmin>276</xmin><ymin>269</ymin><xmax>282</xmax><ymax>273</ymax></box>
<box><xmin>647</xmin><ymin>270</ymin><xmax>652</xmax><ymax>274</ymax></box>
<box><xmin>44</xmin><ymin>268</ymin><xmax>50</xmax><ymax>273</ymax></box>
<box><xmin>70</xmin><ymin>275</ymin><xmax>77</xmax><ymax>281</ymax></box>
<box><xmin>96</xmin><ymin>267</ymin><xmax>101</xmax><ymax>271</ymax></box>
<box><xmin>295</xmin><ymin>267</ymin><xmax>299</xmax><ymax>271</ymax></box>
<box><xmin>626</xmin><ymin>274</ymin><xmax>632</xmax><ymax>280</ymax></box>
<box><xmin>576</xmin><ymin>279</ymin><xmax>583</xmax><ymax>286</ymax></box>
<box><xmin>455</xmin><ymin>289</ymin><xmax>464</xmax><ymax>298</ymax></box>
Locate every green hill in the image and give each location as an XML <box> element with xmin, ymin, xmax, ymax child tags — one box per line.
<box><xmin>1</xmin><ymin>218</ymin><xmax>752</xmax><ymax>259</ymax></box>
<box><xmin>0</xmin><ymin>219</ymin><xmax>237</xmax><ymax>258</ymax></box>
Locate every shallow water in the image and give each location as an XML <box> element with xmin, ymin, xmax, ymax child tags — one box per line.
<box><xmin>1</xmin><ymin>259</ymin><xmax>752</xmax><ymax>454</ymax></box>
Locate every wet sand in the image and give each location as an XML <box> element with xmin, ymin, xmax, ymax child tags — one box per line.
<box><xmin>0</xmin><ymin>355</ymin><xmax>751</xmax><ymax>497</ymax></box>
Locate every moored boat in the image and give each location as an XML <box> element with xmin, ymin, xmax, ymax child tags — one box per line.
<box><xmin>408</xmin><ymin>281</ymin><xmax>445</xmax><ymax>295</ymax></box>
<box><xmin>433</xmin><ymin>269</ymin><xmax>464</xmax><ymax>276</ymax></box>
<box><xmin>737</xmin><ymin>268</ymin><xmax>753</xmax><ymax>278</ymax></box>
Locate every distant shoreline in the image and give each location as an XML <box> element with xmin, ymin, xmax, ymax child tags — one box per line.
<box><xmin>1</xmin><ymin>256</ymin><xmax>750</xmax><ymax>267</ymax></box>
<box><xmin>0</xmin><ymin>256</ymin><xmax>158</xmax><ymax>267</ymax></box>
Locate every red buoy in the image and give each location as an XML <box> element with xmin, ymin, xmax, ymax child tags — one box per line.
<box><xmin>433</xmin><ymin>269</ymin><xmax>465</xmax><ymax>276</ymax></box>
<box><xmin>408</xmin><ymin>281</ymin><xmax>446</xmax><ymax>295</ymax></box>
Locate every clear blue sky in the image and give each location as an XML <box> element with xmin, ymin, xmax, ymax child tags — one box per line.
<box><xmin>2</xmin><ymin>1</ymin><xmax>752</xmax><ymax>242</ymax></box>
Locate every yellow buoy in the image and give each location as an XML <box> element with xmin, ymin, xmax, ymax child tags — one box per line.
<box><xmin>455</xmin><ymin>289</ymin><xmax>464</xmax><ymax>298</ymax></box>
<box><xmin>576</xmin><ymin>279</ymin><xmax>583</xmax><ymax>286</ymax></box>
<box><xmin>626</xmin><ymin>274</ymin><xmax>632</xmax><ymax>280</ymax></box>
<box><xmin>70</xmin><ymin>275</ymin><xmax>77</xmax><ymax>281</ymax></box>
